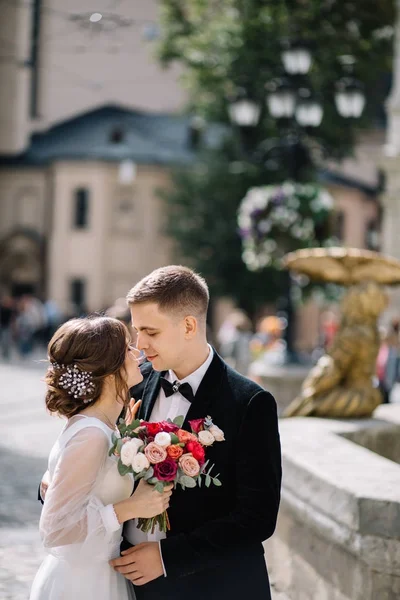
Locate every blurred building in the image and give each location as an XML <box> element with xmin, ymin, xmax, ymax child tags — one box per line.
<box><xmin>0</xmin><ymin>0</ymin><xmax>188</xmax><ymax>312</ymax></box>
<box><xmin>0</xmin><ymin>0</ymin><xmax>385</xmax><ymax>334</ymax></box>
<box><xmin>0</xmin><ymin>0</ymin><xmax>185</xmax><ymax>154</ymax></box>
<box><xmin>0</xmin><ymin>104</ymin><xmax>223</xmax><ymax>312</ymax></box>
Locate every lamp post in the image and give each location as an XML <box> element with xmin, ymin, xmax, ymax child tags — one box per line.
<box><xmin>229</xmin><ymin>43</ymin><xmax>366</xmax><ymax>363</ymax></box>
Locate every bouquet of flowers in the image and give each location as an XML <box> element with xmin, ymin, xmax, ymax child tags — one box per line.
<box><xmin>109</xmin><ymin>414</ymin><xmax>225</xmax><ymax>533</ymax></box>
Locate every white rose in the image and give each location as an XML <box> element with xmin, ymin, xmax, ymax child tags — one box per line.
<box><xmin>198</xmin><ymin>430</ymin><xmax>215</xmax><ymax>446</ymax></box>
<box><xmin>131</xmin><ymin>452</ymin><xmax>150</xmax><ymax>474</ymax></box>
<box><xmin>120</xmin><ymin>438</ymin><xmax>143</xmax><ymax>466</ymax></box>
<box><xmin>208</xmin><ymin>424</ymin><xmax>225</xmax><ymax>442</ymax></box>
<box><xmin>154</xmin><ymin>432</ymin><xmax>171</xmax><ymax>447</ymax></box>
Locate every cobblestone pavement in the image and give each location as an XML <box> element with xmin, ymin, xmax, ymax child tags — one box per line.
<box><xmin>0</xmin><ymin>357</ymin><xmax>295</xmax><ymax>599</ymax></box>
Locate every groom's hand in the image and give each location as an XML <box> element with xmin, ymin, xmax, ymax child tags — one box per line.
<box><xmin>110</xmin><ymin>542</ymin><xmax>164</xmax><ymax>585</ymax></box>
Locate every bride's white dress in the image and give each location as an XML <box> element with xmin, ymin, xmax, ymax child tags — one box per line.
<box><xmin>30</xmin><ymin>415</ymin><xmax>135</xmax><ymax>600</ymax></box>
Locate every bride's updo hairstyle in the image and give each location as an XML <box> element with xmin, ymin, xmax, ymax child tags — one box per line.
<box><xmin>45</xmin><ymin>316</ymin><xmax>130</xmax><ymax>418</ymax></box>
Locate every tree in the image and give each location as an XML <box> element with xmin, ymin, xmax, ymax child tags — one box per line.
<box><xmin>160</xmin><ymin>143</ymin><xmax>287</xmax><ymax>316</ymax></box>
<box><xmin>158</xmin><ymin>0</ymin><xmax>394</xmax><ymax>315</ymax></box>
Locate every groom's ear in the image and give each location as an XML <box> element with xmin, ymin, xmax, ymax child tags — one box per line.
<box><xmin>183</xmin><ymin>316</ymin><xmax>197</xmax><ymax>338</ymax></box>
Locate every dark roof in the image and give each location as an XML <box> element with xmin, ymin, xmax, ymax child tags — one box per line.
<box><xmin>0</xmin><ymin>105</ymin><xmax>225</xmax><ymax>167</ymax></box>
<box><xmin>318</xmin><ymin>169</ymin><xmax>380</xmax><ymax>198</ymax></box>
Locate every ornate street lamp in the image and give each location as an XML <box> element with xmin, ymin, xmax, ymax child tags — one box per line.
<box><xmin>228</xmin><ymin>97</ymin><xmax>261</xmax><ymax>128</ymax></box>
<box><xmin>281</xmin><ymin>41</ymin><xmax>312</xmax><ymax>75</ymax></box>
<box><xmin>266</xmin><ymin>78</ymin><xmax>296</xmax><ymax>120</ymax></box>
<box><xmin>295</xmin><ymin>90</ymin><xmax>324</xmax><ymax>128</ymax></box>
<box><xmin>230</xmin><ymin>42</ymin><xmax>366</xmax><ymax>364</ymax></box>
<box><xmin>334</xmin><ymin>77</ymin><xmax>366</xmax><ymax>119</ymax></box>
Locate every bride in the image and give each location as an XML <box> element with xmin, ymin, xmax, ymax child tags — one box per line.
<box><xmin>30</xmin><ymin>316</ymin><xmax>172</xmax><ymax>600</ymax></box>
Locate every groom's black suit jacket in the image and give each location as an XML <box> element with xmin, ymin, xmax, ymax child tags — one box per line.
<box><xmin>125</xmin><ymin>350</ymin><xmax>281</xmax><ymax>600</ymax></box>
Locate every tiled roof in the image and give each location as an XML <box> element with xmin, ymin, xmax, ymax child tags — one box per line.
<box><xmin>0</xmin><ymin>105</ymin><xmax>224</xmax><ymax>166</ymax></box>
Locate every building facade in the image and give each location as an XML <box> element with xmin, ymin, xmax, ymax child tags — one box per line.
<box><xmin>0</xmin><ymin>0</ymin><xmax>185</xmax><ymax>153</ymax></box>
<box><xmin>0</xmin><ymin>0</ymin><xmax>385</xmax><ymax>341</ymax></box>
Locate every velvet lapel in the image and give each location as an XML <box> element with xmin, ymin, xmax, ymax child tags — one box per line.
<box><xmin>182</xmin><ymin>349</ymin><xmax>226</xmax><ymax>430</ymax></box>
<box><xmin>139</xmin><ymin>368</ymin><xmax>163</xmax><ymax>421</ymax></box>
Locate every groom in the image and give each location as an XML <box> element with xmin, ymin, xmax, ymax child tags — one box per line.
<box><xmin>111</xmin><ymin>265</ymin><xmax>281</xmax><ymax>600</ymax></box>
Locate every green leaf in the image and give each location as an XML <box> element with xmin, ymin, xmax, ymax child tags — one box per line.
<box><xmin>173</xmin><ymin>415</ymin><xmax>184</xmax><ymax>428</ymax></box>
<box><xmin>144</xmin><ymin>467</ymin><xmax>154</xmax><ymax>481</ymax></box>
<box><xmin>200</xmin><ymin>459</ymin><xmax>209</xmax><ymax>473</ymax></box>
<box><xmin>154</xmin><ymin>482</ymin><xmax>165</xmax><ymax>493</ymax></box>
<box><xmin>116</xmin><ymin>439</ymin><xmax>124</xmax><ymax>454</ymax></box>
<box><xmin>180</xmin><ymin>475</ymin><xmax>197</xmax><ymax>488</ymax></box>
<box><xmin>198</xmin><ymin>474</ymin><xmax>202</xmax><ymax>488</ymax></box>
<box><xmin>118</xmin><ymin>461</ymin><xmax>131</xmax><ymax>476</ymax></box>
<box><xmin>170</xmin><ymin>433</ymin><xmax>180</xmax><ymax>445</ymax></box>
<box><xmin>205</xmin><ymin>474</ymin><xmax>211</xmax><ymax>488</ymax></box>
<box><xmin>148</xmin><ymin>477</ymin><xmax>159</xmax><ymax>485</ymax></box>
<box><xmin>128</xmin><ymin>419</ymin><xmax>141</xmax><ymax>431</ymax></box>
<box><xmin>108</xmin><ymin>444</ymin><xmax>116</xmax><ymax>457</ymax></box>
<box><xmin>213</xmin><ymin>478</ymin><xmax>222</xmax><ymax>486</ymax></box>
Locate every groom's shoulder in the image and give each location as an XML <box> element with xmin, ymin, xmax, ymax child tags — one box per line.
<box><xmin>222</xmin><ymin>358</ymin><xmax>271</xmax><ymax>400</ymax></box>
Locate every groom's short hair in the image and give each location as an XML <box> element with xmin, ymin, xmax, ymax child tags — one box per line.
<box><xmin>126</xmin><ymin>265</ymin><xmax>209</xmax><ymax>322</ymax></box>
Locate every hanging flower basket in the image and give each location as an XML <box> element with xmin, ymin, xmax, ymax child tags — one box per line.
<box><xmin>237</xmin><ymin>182</ymin><xmax>335</xmax><ymax>271</ymax></box>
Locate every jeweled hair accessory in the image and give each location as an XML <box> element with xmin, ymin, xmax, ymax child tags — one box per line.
<box><xmin>51</xmin><ymin>363</ymin><xmax>95</xmax><ymax>403</ymax></box>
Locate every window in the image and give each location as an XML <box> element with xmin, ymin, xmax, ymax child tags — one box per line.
<box><xmin>73</xmin><ymin>188</ymin><xmax>89</xmax><ymax>228</ymax></box>
<box><xmin>366</xmin><ymin>220</ymin><xmax>380</xmax><ymax>250</ymax></box>
<box><xmin>333</xmin><ymin>211</ymin><xmax>345</xmax><ymax>241</ymax></box>
<box><xmin>70</xmin><ymin>278</ymin><xmax>86</xmax><ymax>313</ymax></box>
<box><xmin>110</xmin><ymin>127</ymin><xmax>124</xmax><ymax>144</ymax></box>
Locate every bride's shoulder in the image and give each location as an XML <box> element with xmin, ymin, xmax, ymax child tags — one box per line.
<box><xmin>60</xmin><ymin>416</ymin><xmax>111</xmax><ymax>448</ymax></box>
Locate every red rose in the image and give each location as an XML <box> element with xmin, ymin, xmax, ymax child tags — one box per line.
<box><xmin>189</xmin><ymin>418</ymin><xmax>205</xmax><ymax>433</ymax></box>
<box><xmin>185</xmin><ymin>440</ymin><xmax>205</xmax><ymax>464</ymax></box>
<box><xmin>143</xmin><ymin>422</ymin><xmax>162</xmax><ymax>436</ymax></box>
<box><xmin>153</xmin><ymin>458</ymin><xmax>178</xmax><ymax>482</ymax></box>
<box><xmin>158</xmin><ymin>420</ymin><xmax>179</xmax><ymax>433</ymax></box>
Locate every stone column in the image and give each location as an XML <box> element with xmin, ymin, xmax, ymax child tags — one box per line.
<box><xmin>381</xmin><ymin>0</ymin><xmax>400</xmax><ymax>315</ymax></box>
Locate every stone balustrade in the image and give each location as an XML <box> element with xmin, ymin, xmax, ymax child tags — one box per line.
<box><xmin>264</xmin><ymin>404</ymin><xmax>400</xmax><ymax>600</ymax></box>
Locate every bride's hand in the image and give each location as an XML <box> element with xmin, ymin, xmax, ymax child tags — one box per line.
<box><xmin>115</xmin><ymin>479</ymin><xmax>173</xmax><ymax>522</ymax></box>
<box><xmin>125</xmin><ymin>398</ymin><xmax>141</xmax><ymax>426</ymax></box>
<box><xmin>132</xmin><ymin>479</ymin><xmax>173</xmax><ymax>518</ymax></box>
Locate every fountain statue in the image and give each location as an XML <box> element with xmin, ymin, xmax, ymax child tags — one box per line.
<box><xmin>283</xmin><ymin>247</ymin><xmax>400</xmax><ymax>418</ymax></box>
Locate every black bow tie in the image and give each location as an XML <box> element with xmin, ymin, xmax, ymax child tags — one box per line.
<box><xmin>160</xmin><ymin>377</ymin><xmax>195</xmax><ymax>403</ymax></box>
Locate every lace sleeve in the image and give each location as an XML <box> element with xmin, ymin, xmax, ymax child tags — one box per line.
<box><xmin>39</xmin><ymin>426</ymin><xmax>121</xmax><ymax>562</ymax></box>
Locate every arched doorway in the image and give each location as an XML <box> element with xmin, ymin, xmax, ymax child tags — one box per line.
<box><xmin>0</xmin><ymin>229</ymin><xmax>45</xmax><ymax>298</ymax></box>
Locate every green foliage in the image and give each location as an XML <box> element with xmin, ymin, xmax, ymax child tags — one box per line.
<box><xmin>172</xmin><ymin>415</ymin><xmax>185</xmax><ymax>427</ymax></box>
<box><xmin>160</xmin><ymin>147</ymin><xmax>288</xmax><ymax>315</ymax></box>
<box><xmin>159</xmin><ymin>0</ymin><xmax>394</xmax><ymax>150</ymax></box>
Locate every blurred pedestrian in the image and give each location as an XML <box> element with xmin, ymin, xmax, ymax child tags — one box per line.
<box><xmin>217</xmin><ymin>310</ymin><xmax>253</xmax><ymax>375</ymax></box>
<box><xmin>249</xmin><ymin>315</ymin><xmax>286</xmax><ymax>365</ymax></box>
<box><xmin>320</xmin><ymin>310</ymin><xmax>339</xmax><ymax>350</ymax></box>
<box><xmin>0</xmin><ymin>294</ymin><xmax>15</xmax><ymax>360</ymax></box>
<box><xmin>43</xmin><ymin>299</ymin><xmax>63</xmax><ymax>343</ymax></box>
<box><xmin>15</xmin><ymin>295</ymin><xmax>45</xmax><ymax>357</ymax></box>
<box><xmin>376</xmin><ymin>318</ymin><xmax>400</xmax><ymax>404</ymax></box>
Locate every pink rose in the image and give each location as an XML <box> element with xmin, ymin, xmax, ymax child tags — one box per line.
<box><xmin>154</xmin><ymin>458</ymin><xmax>178</xmax><ymax>482</ymax></box>
<box><xmin>144</xmin><ymin>442</ymin><xmax>167</xmax><ymax>464</ymax></box>
<box><xmin>179</xmin><ymin>454</ymin><xmax>200</xmax><ymax>477</ymax></box>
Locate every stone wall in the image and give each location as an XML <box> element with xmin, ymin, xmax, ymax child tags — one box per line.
<box><xmin>264</xmin><ymin>405</ymin><xmax>400</xmax><ymax>600</ymax></box>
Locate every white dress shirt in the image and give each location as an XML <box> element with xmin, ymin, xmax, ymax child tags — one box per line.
<box><xmin>124</xmin><ymin>345</ymin><xmax>214</xmax><ymax>553</ymax></box>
